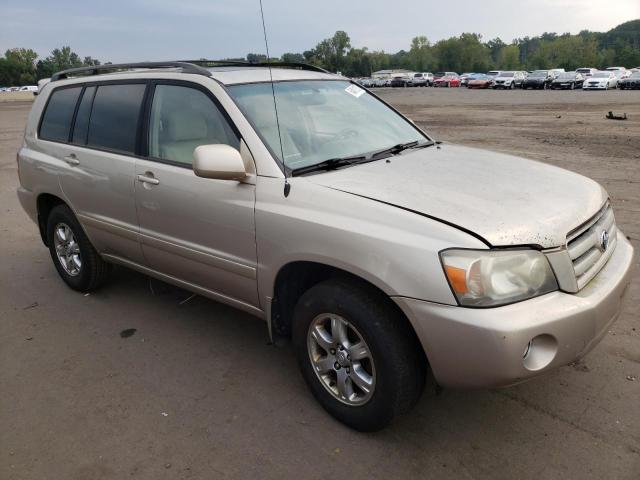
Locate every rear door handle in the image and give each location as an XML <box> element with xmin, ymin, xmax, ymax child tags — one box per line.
<box><xmin>63</xmin><ymin>153</ymin><xmax>79</xmax><ymax>166</ymax></box>
<box><xmin>137</xmin><ymin>174</ymin><xmax>160</xmax><ymax>185</ymax></box>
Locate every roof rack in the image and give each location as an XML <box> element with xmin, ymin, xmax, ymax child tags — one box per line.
<box><xmin>50</xmin><ymin>61</ymin><xmax>212</xmax><ymax>82</ymax></box>
<box><xmin>178</xmin><ymin>59</ymin><xmax>330</xmax><ymax>74</ymax></box>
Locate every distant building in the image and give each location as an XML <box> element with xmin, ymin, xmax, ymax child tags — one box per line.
<box><xmin>372</xmin><ymin>69</ymin><xmax>413</xmax><ymax>79</ymax></box>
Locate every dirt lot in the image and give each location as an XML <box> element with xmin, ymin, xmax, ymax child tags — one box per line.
<box><xmin>1</xmin><ymin>90</ymin><xmax>639</xmax><ymax>480</ymax></box>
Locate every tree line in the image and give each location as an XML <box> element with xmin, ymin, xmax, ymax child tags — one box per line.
<box><xmin>260</xmin><ymin>19</ymin><xmax>640</xmax><ymax>76</ymax></box>
<box><xmin>0</xmin><ymin>46</ymin><xmax>101</xmax><ymax>86</ymax></box>
<box><xmin>1</xmin><ymin>19</ymin><xmax>638</xmax><ymax>86</ymax></box>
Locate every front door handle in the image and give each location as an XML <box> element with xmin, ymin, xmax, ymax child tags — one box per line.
<box><xmin>137</xmin><ymin>173</ymin><xmax>160</xmax><ymax>185</ymax></box>
<box><xmin>63</xmin><ymin>153</ymin><xmax>79</xmax><ymax>166</ymax></box>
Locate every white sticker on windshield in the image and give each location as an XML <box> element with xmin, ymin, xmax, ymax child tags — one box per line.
<box><xmin>345</xmin><ymin>84</ymin><xmax>365</xmax><ymax>98</ymax></box>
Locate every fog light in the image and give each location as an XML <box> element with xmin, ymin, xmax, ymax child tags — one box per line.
<box><xmin>522</xmin><ymin>334</ymin><xmax>558</xmax><ymax>371</ymax></box>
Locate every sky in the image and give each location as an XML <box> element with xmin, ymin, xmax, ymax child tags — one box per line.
<box><xmin>1</xmin><ymin>0</ymin><xmax>638</xmax><ymax>63</ymax></box>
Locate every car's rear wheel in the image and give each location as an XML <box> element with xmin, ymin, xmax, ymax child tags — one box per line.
<box><xmin>46</xmin><ymin>204</ymin><xmax>111</xmax><ymax>292</ymax></box>
<box><xmin>292</xmin><ymin>279</ymin><xmax>425</xmax><ymax>431</ymax></box>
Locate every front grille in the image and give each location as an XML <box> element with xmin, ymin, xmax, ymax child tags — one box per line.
<box><xmin>566</xmin><ymin>203</ymin><xmax>617</xmax><ymax>290</ymax></box>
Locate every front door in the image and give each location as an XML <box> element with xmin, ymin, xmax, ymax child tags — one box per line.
<box><xmin>134</xmin><ymin>82</ymin><xmax>259</xmax><ymax>309</ymax></box>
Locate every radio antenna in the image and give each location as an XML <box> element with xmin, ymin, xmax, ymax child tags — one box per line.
<box><xmin>259</xmin><ymin>0</ymin><xmax>290</xmax><ymax>197</ymax></box>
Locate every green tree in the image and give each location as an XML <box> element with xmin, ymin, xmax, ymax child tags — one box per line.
<box><xmin>281</xmin><ymin>52</ymin><xmax>305</xmax><ymax>63</ymax></box>
<box><xmin>409</xmin><ymin>36</ymin><xmax>434</xmax><ymax>71</ymax></box>
<box><xmin>498</xmin><ymin>45</ymin><xmax>521</xmax><ymax>69</ymax></box>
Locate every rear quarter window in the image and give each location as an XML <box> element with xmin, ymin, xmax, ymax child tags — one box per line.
<box><xmin>87</xmin><ymin>84</ymin><xmax>146</xmax><ymax>154</ymax></box>
<box><xmin>39</xmin><ymin>87</ymin><xmax>82</xmax><ymax>142</ymax></box>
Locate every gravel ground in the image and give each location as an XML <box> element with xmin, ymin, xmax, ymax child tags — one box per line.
<box><xmin>1</xmin><ymin>89</ymin><xmax>639</xmax><ymax>480</ymax></box>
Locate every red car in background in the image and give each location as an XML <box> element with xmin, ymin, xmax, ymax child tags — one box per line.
<box><xmin>433</xmin><ymin>75</ymin><xmax>460</xmax><ymax>87</ymax></box>
<box><xmin>467</xmin><ymin>74</ymin><xmax>493</xmax><ymax>89</ymax></box>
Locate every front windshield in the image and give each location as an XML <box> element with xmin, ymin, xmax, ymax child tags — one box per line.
<box><xmin>498</xmin><ymin>72</ymin><xmax>514</xmax><ymax>77</ymax></box>
<box><xmin>530</xmin><ymin>71</ymin><xmax>547</xmax><ymax>77</ymax></box>
<box><xmin>630</xmin><ymin>72</ymin><xmax>640</xmax><ymax>78</ymax></box>
<box><xmin>557</xmin><ymin>73</ymin><xmax>574</xmax><ymax>79</ymax></box>
<box><xmin>593</xmin><ymin>72</ymin><xmax>610</xmax><ymax>78</ymax></box>
<box><xmin>228</xmin><ymin>80</ymin><xmax>427</xmax><ymax>170</ymax></box>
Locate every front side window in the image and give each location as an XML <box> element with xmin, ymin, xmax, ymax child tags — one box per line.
<box><xmin>87</xmin><ymin>84</ymin><xmax>146</xmax><ymax>154</ymax></box>
<box><xmin>39</xmin><ymin>87</ymin><xmax>82</xmax><ymax>142</ymax></box>
<box><xmin>228</xmin><ymin>80</ymin><xmax>427</xmax><ymax>171</ymax></box>
<box><xmin>148</xmin><ymin>84</ymin><xmax>239</xmax><ymax>166</ymax></box>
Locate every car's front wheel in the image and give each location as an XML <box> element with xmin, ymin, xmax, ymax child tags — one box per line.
<box><xmin>46</xmin><ymin>204</ymin><xmax>111</xmax><ymax>292</ymax></box>
<box><xmin>292</xmin><ymin>279</ymin><xmax>426</xmax><ymax>431</ymax></box>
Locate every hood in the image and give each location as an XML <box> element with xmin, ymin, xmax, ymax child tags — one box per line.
<box><xmin>303</xmin><ymin>144</ymin><xmax>607</xmax><ymax>248</ymax></box>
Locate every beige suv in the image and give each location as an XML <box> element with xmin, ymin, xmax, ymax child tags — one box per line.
<box><xmin>17</xmin><ymin>61</ymin><xmax>634</xmax><ymax>431</ymax></box>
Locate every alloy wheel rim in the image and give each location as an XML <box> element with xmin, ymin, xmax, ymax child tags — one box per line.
<box><xmin>53</xmin><ymin>223</ymin><xmax>82</xmax><ymax>276</ymax></box>
<box><xmin>307</xmin><ymin>313</ymin><xmax>376</xmax><ymax>406</ymax></box>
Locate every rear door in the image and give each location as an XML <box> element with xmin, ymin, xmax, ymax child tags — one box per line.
<box><xmin>134</xmin><ymin>81</ymin><xmax>259</xmax><ymax>309</ymax></box>
<box><xmin>53</xmin><ymin>81</ymin><xmax>147</xmax><ymax>263</ymax></box>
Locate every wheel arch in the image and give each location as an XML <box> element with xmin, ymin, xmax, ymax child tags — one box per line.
<box><xmin>36</xmin><ymin>193</ymin><xmax>68</xmax><ymax>246</ymax></box>
<box><xmin>269</xmin><ymin>260</ymin><xmax>427</xmax><ymax>362</ymax></box>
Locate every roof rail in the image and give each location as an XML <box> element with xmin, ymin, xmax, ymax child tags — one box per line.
<box><xmin>179</xmin><ymin>59</ymin><xmax>331</xmax><ymax>74</ymax></box>
<box><xmin>50</xmin><ymin>61</ymin><xmax>212</xmax><ymax>82</ymax></box>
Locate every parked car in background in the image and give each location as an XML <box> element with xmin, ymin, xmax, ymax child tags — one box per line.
<box><xmin>390</xmin><ymin>75</ymin><xmax>413</xmax><ymax>87</ymax></box>
<box><xmin>548</xmin><ymin>68</ymin><xmax>566</xmax><ymax>77</ymax></box>
<box><xmin>605</xmin><ymin>67</ymin><xmax>628</xmax><ymax>77</ymax></box>
<box><xmin>492</xmin><ymin>71</ymin><xmax>526</xmax><ymax>89</ymax></box>
<box><xmin>358</xmin><ymin>78</ymin><xmax>374</xmax><ymax>88</ymax></box>
<box><xmin>19</xmin><ymin>85</ymin><xmax>39</xmax><ymax>93</ymax></box>
<box><xmin>618</xmin><ymin>71</ymin><xmax>640</xmax><ymax>90</ymax></box>
<box><xmin>521</xmin><ymin>70</ymin><xmax>554</xmax><ymax>89</ymax></box>
<box><xmin>550</xmin><ymin>72</ymin><xmax>584</xmax><ymax>90</ymax></box>
<box><xmin>576</xmin><ymin>68</ymin><xmax>597</xmax><ymax>78</ymax></box>
<box><xmin>433</xmin><ymin>74</ymin><xmax>460</xmax><ymax>87</ymax></box>
<box><xmin>583</xmin><ymin>71</ymin><xmax>618</xmax><ymax>90</ymax></box>
<box><xmin>18</xmin><ymin>61</ymin><xmax>634</xmax><ymax>432</ymax></box>
<box><xmin>467</xmin><ymin>74</ymin><xmax>493</xmax><ymax>89</ymax></box>
<box><xmin>487</xmin><ymin>70</ymin><xmax>501</xmax><ymax>78</ymax></box>
<box><xmin>410</xmin><ymin>72</ymin><xmax>433</xmax><ymax>87</ymax></box>
<box><xmin>459</xmin><ymin>73</ymin><xmax>476</xmax><ymax>86</ymax></box>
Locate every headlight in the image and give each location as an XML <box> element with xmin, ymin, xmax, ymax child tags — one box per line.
<box><xmin>440</xmin><ymin>249</ymin><xmax>558</xmax><ymax>307</ymax></box>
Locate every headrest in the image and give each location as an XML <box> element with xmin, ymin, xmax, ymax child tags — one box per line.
<box><xmin>164</xmin><ymin>110</ymin><xmax>208</xmax><ymax>142</ymax></box>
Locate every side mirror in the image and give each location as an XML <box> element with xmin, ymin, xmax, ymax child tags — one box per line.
<box><xmin>193</xmin><ymin>144</ymin><xmax>246</xmax><ymax>181</ymax></box>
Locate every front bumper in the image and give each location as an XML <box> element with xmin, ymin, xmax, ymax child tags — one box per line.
<box><xmin>394</xmin><ymin>231</ymin><xmax>634</xmax><ymax>388</ymax></box>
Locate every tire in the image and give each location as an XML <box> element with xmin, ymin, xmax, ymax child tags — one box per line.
<box><xmin>292</xmin><ymin>279</ymin><xmax>426</xmax><ymax>431</ymax></box>
<box><xmin>46</xmin><ymin>204</ymin><xmax>111</xmax><ymax>292</ymax></box>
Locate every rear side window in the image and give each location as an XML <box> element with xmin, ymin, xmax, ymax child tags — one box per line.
<box><xmin>72</xmin><ymin>86</ymin><xmax>96</xmax><ymax>145</ymax></box>
<box><xmin>87</xmin><ymin>84</ymin><xmax>146</xmax><ymax>154</ymax></box>
<box><xmin>39</xmin><ymin>87</ymin><xmax>82</xmax><ymax>142</ymax></box>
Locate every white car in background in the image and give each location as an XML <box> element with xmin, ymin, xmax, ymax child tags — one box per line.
<box><xmin>410</xmin><ymin>72</ymin><xmax>433</xmax><ymax>87</ymax></box>
<box><xmin>576</xmin><ymin>67</ymin><xmax>597</xmax><ymax>78</ymax></box>
<box><xmin>19</xmin><ymin>85</ymin><xmax>39</xmax><ymax>93</ymax></box>
<box><xmin>491</xmin><ymin>71</ymin><xmax>526</xmax><ymax>89</ymax></box>
<box><xmin>606</xmin><ymin>67</ymin><xmax>628</xmax><ymax>78</ymax></box>
<box><xmin>583</xmin><ymin>71</ymin><xmax>618</xmax><ymax>90</ymax></box>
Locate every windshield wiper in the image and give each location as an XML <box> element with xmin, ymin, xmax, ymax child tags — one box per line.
<box><xmin>370</xmin><ymin>140</ymin><xmax>434</xmax><ymax>160</ymax></box>
<box><xmin>290</xmin><ymin>140</ymin><xmax>434</xmax><ymax>177</ymax></box>
<box><xmin>291</xmin><ymin>154</ymin><xmax>366</xmax><ymax>176</ymax></box>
